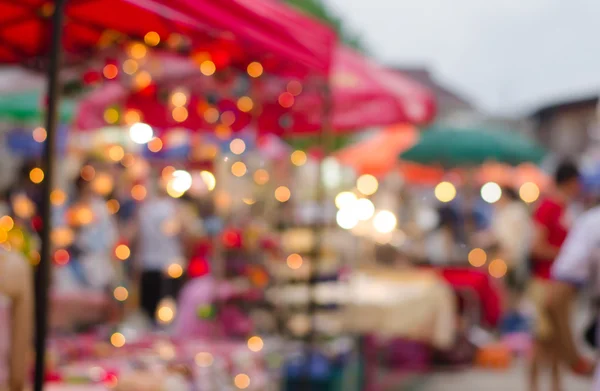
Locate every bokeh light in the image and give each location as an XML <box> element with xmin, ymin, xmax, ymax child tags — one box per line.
<box><xmin>129</xmin><ymin>42</ymin><xmax>147</xmax><ymax>59</ymax></box>
<box><xmin>0</xmin><ymin>216</ymin><xmax>14</xmax><ymax>231</ymax></box>
<box><xmin>54</xmin><ymin>249</ymin><xmax>70</xmax><ymax>266</ymax></box>
<box><xmin>29</xmin><ymin>168</ymin><xmax>44</xmax><ymax>184</ymax></box>
<box><xmin>195</xmin><ymin>352</ymin><xmax>214</xmax><ymax>368</ymax></box>
<box><xmin>122</xmin><ymin>59</ymin><xmax>139</xmax><ymax>75</ymax></box>
<box><xmin>336</xmin><ymin>208</ymin><xmax>358</xmax><ymax>230</ymax></box>
<box><xmin>115</xmin><ymin>244</ymin><xmax>131</xmax><ymax>260</ymax></box>
<box><xmin>231</xmin><ymin>162</ymin><xmax>247</xmax><ymax>177</ymax></box>
<box><xmin>129</xmin><ymin>122</ymin><xmax>154</xmax><ymax>144</ymax></box>
<box><xmin>356</xmin><ymin>174</ymin><xmax>378</xmax><ymax>195</ymax></box>
<box><xmin>434</xmin><ymin>181</ymin><xmax>456</xmax><ymax>203</ymax></box>
<box><xmin>144</xmin><ymin>31</ymin><xmax>160</xmax><ymax>46</ymax></box>
<box><xmin>221</xmin><ymin>111</ymin><xmax>236</xmax><ymax>127</ymax></box>
<box><xmin>172</xmin><ymin>106</ymin><xmax>188</xmax><ymax>123</ymax></box>
<box><xmin>147</xmin><ymin>137</ymin><xmax>163</xmax><ymax>153</ymax></box>
<box><xmin>171</xmin><ymin>170</ymin><xmax>193</xmax><ymax>193</ymax></box>
<box><xmin>519</xmin><ymin>182</ymin><xmax>540</xmax><ymax>203</ymax></box>
<box><xmin>247</xmin><ymin>62</ymin><xmax>263</xmax><ymax>78</ymax></box>
<box><xmin>200</xmin><ymin>60</ymin><xmax>216</xmax><ymax>76</ymax></box>
<box><xmin>468</xmin><ymin>248</ymin><xmax>487</xmax><ymax>267</ymax></box>
<box><xmin>156</xmin><ymin>302</ymin><xmax>175</xmax><ymax>325</ymax></box>
<box><xmin>275</xmin><ymin>186</ymin><xmax>291</xmax><ymax>202</ymax></box>
<box><xmin>200</xmin><ymin>171</ymin><xmax>216</xmax><ymax>191</ymax></box>
<box><xmin>481</xmin><ymin>182</ymin><xmax>502</xmax><ymax>204</ymax></box>
<box><xmin>489</xmin><ymin>259</ymin><xmax>508</xmax><ymax>278</ymax></box>
<box><xmin>103</xmin><ymin>64</ymin><xmax>118</xmax><ymax>79</ymax></box>
<box><xmin>131</xmin><ymin>184</ymin><xmax>147</xmax><ymax>201</ymax></box>
<box><xmin>134</xmin><ymin>71</ymin><xmax>152</xmax><ymax>89</ymax></box>
<box><xmin>104</xmin><ymin>108</ymin><xmax>119</xmax><ymax>124</ymax></box>
<box><xmin>290</xmin><ymin>150</ymin><xmax>307</xmax><ymax>166</ymax></box>
<box><xmin>110</xmin><ymin>332</ymin><xmax>126</xmax><ymax>348</ymax></box>
<box><xmin>33</xmin><ymin>127</ymin><xmax>47</xmax><ymax>142</ymax></box>
<box><xmin>247</xmin><ymin>336</ymin><xmax>264</xmax><ymax>352</ymax></box>
<box><xmin>355</xmin><ymin>198</ymin><xmax>375</xmax><ymax>221</ymax></box>
<box><xmin>287</xmin><ymin>80</ymin><xmax>303</xmax><ymax>96</ymax></box>
<box><xmin>237</xmin><ymin>96</ymin><xmax>254</xmax><ymax>112</ymax></box>
<box><xmin>203</xmin><ymin>107</ymin><xmax>220</xmax><ymax>123</ymax></box>
<box><xmin>106</xmin><ymin>199</ymin><xmax>120</xmax><ymax>215</ymax></box>
<box><xmin>81</xmin><ymin>165</ymin><xmax>96</xmax><ymax>181</ymax></box>
<box><xmin>167</xmin><ymin>263</ymin><xmax>183</xmax><ymax>279</ymax></box>
<box><xmin>107</xmin><ymin>145</ymin><xmax>125</xmax><ymax>162</ymax></box>
<box><xmin>286</xmin><ymin>254</ymin><xmax>303</xmax><ymax>270</ymax></box>
<box><xmin>92</xmin><ymin>173</ymin><xmax>114</xmax><ymax>196</ymax></box>
<box><xmin>113</xmin><ymin>286</ymin><xmax>129</xmax><ymax>302</ymax></box>
<box><xmin>50</xmin><ymin>189</ymin><xmax>67</xmax><ymax>206</ymax></box>
<box><xmin>335</xmin><ymin>192</ymin><xmax>357</xmax><ymax>209</ymax></box>
<box><xmin>253</xmin><ymin>169</ymin><xmax>270</xmax><ymax>185</ymax></box>
<box><xmin>230</xmin><ymin>139</ymin><xmax>246</xmax><ymax>155</ymax></box>
<box><xmin>51</xmin><ymin>227</ymin><xmax>74</xmax><ymax>247</ymax></box>
<box><xmin>234</xmin><ymin>374</ymin><xmax>251</xmax><ymax>389</ymax></box>
<box><xmin>373</xmin><ymin>210</ymin><xmax>397</xmax><ymax>234</ymax></box>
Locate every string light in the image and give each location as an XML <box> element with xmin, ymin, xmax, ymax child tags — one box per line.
<box><xmin>468</xmin><ymin>248</ymin><xmax>487</xmax><ymax>267</ymax></box>
<box><xmin>200</xmin><ymin>60</ymin><xmax>216</xmax><ymax>76</ymax></box>
<box><xmin>434</xmin><ymin>181</ymin><xmax>456</xmax><ymax>203</ymax></box>
<box><xmin>247</xmin><ymin>62</ymin><xmax>263</xmax><ymax>78</ymax></box>
<box><xmin>144</xmin><ymin>31</ymin><xmax>160</xmax><ymax>46</ymax></box>
<box><xmin>29</xmin><ymin>168</ymin><xmax>44</xmax><ymax>184</ymax></box>
<box><xmin>356</xmin><ymin>174</ymin><xmax>378</xmax><ymax>195</ymax></box>
<box><xmin>115</xmin><ymin>244</ymin><xmax>131</xmax><ymax>260</ymax></box>
<box><xmin>33</xmin><ymin>127</ymin><xmax>47</xmax><ymax>142</ymax></box>
<box><xmin>290</xmin><ymin>150</ymin><xmax>307</xmax><ymax>166</ymax></box>
<box><xmin>275</xmin><ymin>186</ymin><xmax>291</xmax><ymax>202</ymax></box>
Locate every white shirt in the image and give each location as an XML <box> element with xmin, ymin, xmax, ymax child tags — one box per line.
<box><xmin>137</xmin><ymin>197</ymin><xmax>184</xmax><ymax>271</ymax></box>
<box><xmin>551</xmin><ymin>206</ymin><xmax>600</xmax><ymax>390</ymax></box>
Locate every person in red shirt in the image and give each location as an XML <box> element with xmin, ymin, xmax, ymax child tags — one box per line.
<box><xmin>529</xmin><ymin>161</ymin><xmax>589</xmax><ymax>391</ymax></box>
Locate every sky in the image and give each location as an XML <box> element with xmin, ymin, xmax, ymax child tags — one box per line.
<box><xmin>324</xmin><ymin>0</ymin><xmax>600</xmax><ymax>115</ymax></box>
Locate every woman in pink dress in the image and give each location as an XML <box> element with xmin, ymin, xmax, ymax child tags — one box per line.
<box><xmin>0</xmin><ymin>250</ymin><xmax>33</xmax><ymax>391</ymax></box>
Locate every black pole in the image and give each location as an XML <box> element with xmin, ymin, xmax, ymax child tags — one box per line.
<box><xmin>34</xmin><ymin>1</ymin><xmax>67</xmax><ymax>390</ymax></box>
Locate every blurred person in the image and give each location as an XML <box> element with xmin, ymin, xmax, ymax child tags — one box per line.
<box><xmin>426</xmin><ymin>206</ymin><xmax>464</xmax><ymax>265</ymax></box>
<box><xmin>134</xmin><ymin>177</ymin><xmax>186</xmax><ymax>322</ymax></box>
<box><xmin>528</xmin><ymin>161</ymin><xmax>589</xmax><ymax>391</ymax></box>
<box><xmin>0</xmin><ymin>248</ymin><xmax>33</xmax><ymax>391</ymax></box>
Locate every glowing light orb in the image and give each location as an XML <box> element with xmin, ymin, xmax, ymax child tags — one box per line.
<box><xmin>434</xmin><ymin>181</ymin><xmax>456</xmax><ymax>203</ymax></box>
<box><xmin>373</xmin><ymin>210</ymin><xmax>397</xmax><ymax>234</ymax></box>
<box><xmin>481</xmin><ymin>182</ymin><xmax>502</xmax><ymax>204</ymax></box>
<box><xmin>129</xmin><ymin>123</ymin><xmax>154</xmax><ymax>144</ymax></box>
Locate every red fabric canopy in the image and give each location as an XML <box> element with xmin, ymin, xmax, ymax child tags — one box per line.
<box><xmin>0</xmin><ymin>0</ymin><xmax>335</xmax><ymax>77</ymax></box>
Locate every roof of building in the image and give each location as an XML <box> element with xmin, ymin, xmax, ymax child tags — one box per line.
<box><xmin>530</xmin><ymin>94</ymin><xmax>599</xmax><ymax>118</ymax></box>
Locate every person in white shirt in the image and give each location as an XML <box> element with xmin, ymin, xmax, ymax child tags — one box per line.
<box><xmin>549</xmin><ymin>206</ymin><xmax>600</xmax><ymax>390</ymax></box>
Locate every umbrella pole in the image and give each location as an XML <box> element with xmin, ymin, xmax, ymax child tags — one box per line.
<box><xmin>34</xmin><ymin>1</ymin><xmax>67</xmax><ymax>390</ymax></box>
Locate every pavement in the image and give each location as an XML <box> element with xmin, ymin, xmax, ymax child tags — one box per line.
<box><xmin>419</xmin><ymin>363</ymin><xmax>593</xmax><ymax>391</ymax></box>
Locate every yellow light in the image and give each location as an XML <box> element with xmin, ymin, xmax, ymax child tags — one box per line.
<box><xmin>172</xmin><ymin>106</ymin><xmax>189</xmax><ymax>122</ymax></box>
<box><xmin>157</xmin><ymin>305</ymin><xmax>175</xmax><ymax>324</ymax></box>
<box><xmin>161</xmin><ymin>166</ymin><xmax>176</xmax><ymax>180</ymax></box>
<box><xmin>231</xmin><ymin>162</ymin><xmax>247</xmax><ymax>177</ymax></box>
<box><xmin>30</xmin><ymin>251</ymin><xmax>40</xmax><ymax>266</ymax></box>
<box><xmin>13</xmin><ymin>195</ymin><xmax>35</xmax><ymax>219</ymax></box>
<box><xmin>129</xmin><ymin>42</ymin><xmax>147</xmax><ymax>59</ymax></box>
<box><xmin>122</xmin><ymin>59</ymin><xmax>139</xmax><ymax>75</ymax></box>
<box><xmin>237</xmin><ymin>96</ymin><xmax>254</xmax><ymax>113</ymax></box>
<box><xmin>468</xmin><ymin>248</ymin><xmax>487</xmax><ymax>267</ymax></box>
<box><xmin>50</xmin><ymin>189</ymin><xmax>67</xmax><ymax>206</ymax></box>
<box><xmin>113</xmin><ymin>286</ymin><xmax>129</xmax><ymax>302</ymax></box>
<box><xmin>215</xmin><ymin>124</ymin><xmax>231</xmax><ymax>139</ymax></box>
<box><xmin>124</xmin><ymin>109</ymin><xmax>141</xmax><ymax>125</ymax></box>
<box><xmin>290</xmin><ymin>150</ymin><xmax>307</xmax><ymax>166</ymax></box>
<box><xmin>0</xmin><ymin>216</ymin><xmax>13</xmax><ymax>231</ymax></box>
<box><xmin>234</xmin><ymin>374</ymin><xmax>251</xmax><ymax>389</ymax></box>
<box><xmin>434</xmin><ymin>181</ymin><xmax>456</xmax><ymax>203</ymax></box>
<box><xmin>144</xmin><ymin>31</ymin><xmax>161</xmax><ymax>46</ymax></box>
<box><xmin>110</xmin><ymin>332</ymin><xmax>126</xmax><ymax>348</ymax></box>
<box><xmin>103</xmin><ymin>64</ymin><xmax>118</xmax><ymax>79</ymax></box>
<box><xmin>91</xmin><ymin>172</ymin><xmax>114</xmax><ymax>196</ymax></box>
<box><xmin>253</xmin><ymin>169</ymin><xmax>270</xmax><ymax>185</ymax></box>
<box><xmin>242</xmin><ymin>197</ymin><xmax>255</xmax><ymax>205</ymax></box>
<box><xmin>115</xmin><ymin>244</ymin><xmax>131</xmax><ymax>260</ymax></box>
<box><xmin>51</xmin><ymin>227</ymin><xmax>74</xmax><ymax>247</ymax></box>
<box><xmin>519</xmin><ymin>182</ymin><xmax>540</xmax><ymax>204</ymax></box>
<box><xmin>489</xmin><ymin>259</ymin><xmax>508</xmax><ymax>278</ymax></box>
<box><xmin>134</xmin><ymin>71</ymin><xmax>152</xmax><ymax>90</ymax></box>
<box><xmin>167</xmin><ymin>263</ymin><xmax>183</xmax><ymax>279</ymax></box>
<box><xmin>72</xmin><ymin>206</ymin><xmax>94</xmax><ymax>226</ymax></box>
<box><xmin>195</xmin><ymin>352</ymin><xmax>214</xmax><ymax>368</ymax></box>
<box><xmin>335</xmin><ymin>192</ymin><xmax>357</xmax><ymax>209</ymax></box>
<box><xmin>29</xmin><ymin>168</ymin><xmax>44</xmax><ymax>184</ymax></box>
<box><xmin>81</xmin><ymin>165</ymin><xmax>96</xmax><ymax>181</ymax></box>
<box><xmin>230</xmin><ymin>138</ymin><xmax>246</xmax><ymax>155</ymax></box>
<box><xmin>204</xmin><ymin>107</ymin><xmax>220</xmax><ymax>124</ymax></box>
<box><xmin>0</xmin><ymin>230</ymin><xmax>7</xmax><ymax>244</ymax></box>
<box><xmin>171</xmin><ymin>91</ymin><xmax>187</xmax><ymax>107</ymax></box>
<box><xmin>373</xmin><ymin>210</ymin><xmax>397</xmax><ymax>234</ymax></box>
<box><xmin>104</xmin><ymin>108</ymin><xmax>119</xmax><ymax>124</ymax></box>
<box><xmin>247</xmin><ymin>62</ymin><xmax>263</xmax><ymax>78</ymax></box>
<box><xmin>106</xmin><ymin>199</ymin><xmax>120</xmax><ymax>215</ymax></box>
<box><xmin>275</xmin><ymin>186</ymin><xmax>291</xmax><ymax>202</ymax></box>
<box><xmin>200</xmin><ymin>60</ymin><xmax>216</xmax><ymax>76</ymax></box>
<box><xmin>200</xmin><ymin>171</ymin><xmax>216</xmax><ymax>191</ymax></box>
<box><xmin>108</xmin><ymin>145</ymin><xmax>125</xmax><ymax>162</ymax></box>
<box><xmin>356</xmin><ymin>174</ymin><xmax>378</xmax><ymax>195</ymax></box>
<box><xmin>33</xmin><ymin>127</ymin><xmax>47</xmax><ymax>142</ymax></box>
<box><xmin>286</xmin><ymin>254</ymin><xmax>303</xmax><ymax>270</ymax></box>
<box><xmin>147</xmin><ymin>137</ymin><xmax>163</xmax><ymax>153</ymax></box>
<box><xmin>131</xmin><ymin>184</ymin><xmax>147</xmax><ymax>201</ymax></box>
<box><xmin>247</xmin><ymin>336</ymin><xmax>264</xmax><ymax>352</ymax></box>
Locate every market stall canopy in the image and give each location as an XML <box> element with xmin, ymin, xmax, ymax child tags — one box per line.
<box><xmin>0</xmin><ymin>90</ymin><xmax>76</xmax><ymax>122</ymax></box>
<box><xmin>399</xmin><ymin>126</ymin><xmax>546</xmax><ymax>168</ymax></box>
<box><xmin>0</xmin><ymin>0</ymin><xmax>336</xmax><ymax>77</ymax></box>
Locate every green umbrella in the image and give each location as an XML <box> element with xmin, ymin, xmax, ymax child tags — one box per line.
<box><xmin>399</xmin><ymin>125</ymin><xmax>546</xmax><ymax>168</ymax></box>
<box><xmin>0</xmin><ymin>90</ymin><xmax>76</xmax><ymax>123</ymax></box>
